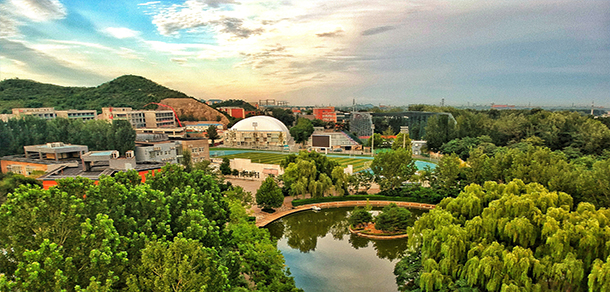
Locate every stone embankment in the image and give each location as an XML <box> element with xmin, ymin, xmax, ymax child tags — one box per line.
<box><xmin>255</xmin><ymin>200</ymin><xmax>435</xmax><ymax>227</ymax></box>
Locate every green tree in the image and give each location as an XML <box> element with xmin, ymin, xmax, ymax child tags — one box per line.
<box><xmin>374</xmin><ymin>203</ymin><xmax>412</xmax><ymax>232</ymax></box>
<box><xmin>207</xmin><ymin>125</ymin><xmax>220</xmax><ymax>146</ymax></box>
<box><xmin>220</xmin><ymin>157</ymin><xmax>232</xmax><ymax>175</ymax></box>
<box><xmin>424</xmin><ymin>114</ymin><xmax>456</xmax><ymax>151</ymax></box>
<box><xmin>181</xmin><ymin>148</ymin><xmax>192</xmax><ymax>172</ymax></box>
<box><xmin>367</xmin><ymin>133</ymin><xmax>384</xmax><ymax>148</ymax></box>
<box><xmin>256</xmin><ymin>176</ymin><xmax>284</xmax><ymax>210</ymax></box>
<box><xmin>392</xmin><ymin>132</ymin><xmax>412</xmax><ymax>150</ymax></box>
<box><xmin>289</xmin><ymin>118</ymin><xmax>314</xmax><ymax>145</ymax></box>
<box><xmin>403</xmin><ymin>180</ymin><xmax>610</xmax><ymax>291</ymax></box>
<box><xmin>371</xmin><ymin>147</ymin><xmax>417</xmax><ymax>191</ymax></box>
<box><xmin>271</xmin><ymin>108</ymin><xmax>296</xmax><ymax>127</ymax></box>
<box><xmin>331</xmin><ymin>166</ymin><xmax>349</xmax><ymax>196</ymax></box>
<box><xmin>348</xmin><ymin>207</ymin><xmax>373</xmax><ymax>228</ymax></box>
<box><xmin>110</xmin><ymin>119</ymin><xmax>136</xmax><ymax>155</ymax></box>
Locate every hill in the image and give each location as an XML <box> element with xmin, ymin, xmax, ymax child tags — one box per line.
<box><xmin>160</xmin><ymin>98</ymin><xmax>229</xmax><ymax>125</ymax></box>
<box><xmin>0</xmin><ymin>75</ymin><xmax>218</xmax><ymax>115</ymax></box>
<box><xmin>211</xmin><ymin>99</ymin><xmax>257</xmax><ymax>111</ymax></box>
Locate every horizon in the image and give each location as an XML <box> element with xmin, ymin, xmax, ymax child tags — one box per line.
<box><xmin>0</xmin><ymin>0</ymin><xmax>608</xmax><ymax>107</ymax></box>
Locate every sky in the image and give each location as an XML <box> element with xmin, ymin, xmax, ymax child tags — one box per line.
<box><xmin>0</xmin><ymin>0</ymin><xmax>608</xmax><ymax>107</ymax></box>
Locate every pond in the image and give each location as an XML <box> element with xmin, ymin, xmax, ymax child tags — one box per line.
<box><xmin>266</xmin><ymin>207</ymin><xmax>426</xmax><ymax>292</ymax></box>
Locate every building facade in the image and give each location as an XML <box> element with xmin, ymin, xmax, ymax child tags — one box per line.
<box><xmin>218</xmin><ymin>107</ymin><xmax>246</xmax><ymax>119</ymax></box>
<box><xmin>176</xmin><ymin>139</ymin><xmax>210</xmax><ymax>163</ymax></box>
<box><xmin>313</xmin><ymin>107</ymin><xmax>337</xmax><ymax>123</ymax></box>
<box><xmin>224</xmin><ymin>116</ymin><xmax>293</xmax><ymax>149</ymax></box>
<box><xmin>135</xmin><ymin>141</ymin><xmax>182</xmax><ymax>164</ymax></box>
<box><xmin>101</xmin><ymin>107</ymin><xmax>176</xmax><ymax>128</ymax></box>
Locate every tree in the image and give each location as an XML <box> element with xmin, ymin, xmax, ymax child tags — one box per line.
<box><xmin>367</xmin><ymin>133</ymin><xmax>383</xmax><ymax>148</ymax></box>
<box><xmin>348</xmin><ymin>207</ymin><xmax>373</xmax><ymax>228</ymax></box>
<box><xmin>207</xmin><ymin>125</ymin><xmax>220</xmax><ymax>146</ymax></box>
<box><xmin>374</xmin><ymin>203</ymin><xmax>412</xmax><ymax>232</ymax></box>
<box><xmin>331</xmin><ymin>166</ymin><xmax>349</xmax><ymax>196</ymax></box>
<box><xmin>256</xmin><ymin>176</ymin><xmax>284</xmax><ymax>210</ymax></box>
<box><xmin>424</xmin><ymin>114</ymin><xmax>456</xmax><ymax>151</ymax></box>
<box><xmin>402</xmin><ymin>179</ymin><xmax>610</xmax><ymax>291</ymax></box>
<box><xmin>289</xmin><ymin>118</ymin><xmax>314</xmax><ymax>145</ymax></box>
<box><xmin>110</xmin><ymin>119</ymin><xmax>136</xmax><ymax>155</ymax></box>
<box><xmin>270</xmin><ymin>108</ymin><xmax>296</xmax><ymax>127</ymax></box>
<box><xmin>220</xmin><ymin>157</ymin><xmax>231</xmax><ymax>175</ymax></box>
<box><xmin>371</xmin><ymin>147</ymin><xmax>417</xmax><ymax>191</ymax></box>
<box><xmin>392</xmin><ymin>132</ymin><xmax>412</xmax><ymax>150</ymax></box>
<box><xmin>181</xmin><ymin>148</ymin><xmax>192</xmax><ymax>172</ymax></box>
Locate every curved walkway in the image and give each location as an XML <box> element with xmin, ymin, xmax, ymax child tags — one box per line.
<box><xmin>255</xmin><ymin>200</ymin><xmax>436</xmax><ymax>227</ymax></box>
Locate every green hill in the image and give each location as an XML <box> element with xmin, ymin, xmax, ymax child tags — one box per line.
<box><xmin>0</xmin><ymin>75</ymin><xmax>195</xmax><ymax>114</ymax></box>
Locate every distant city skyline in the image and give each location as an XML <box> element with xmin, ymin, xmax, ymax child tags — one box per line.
<box><xmin>0</xmin><ymin>0</ymin><xmax>608</xmax><ymax>107</ymax></box>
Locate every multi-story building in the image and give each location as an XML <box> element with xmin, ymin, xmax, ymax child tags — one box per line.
<box><xmin>12</xmin><ymin>107</ymin><xmax>57</xmax><ymax>119</ymax></box>
<box><xmin>55</xmin><ymin>109</ymin><xmax>97</xmax><ymax>121</ymax></box>
<box><xmin>176</xmin><ymin>139</ymin><xmax>210</xmax><ymax>163</ymax></box>
<box><xmin>11</xmin><ymin>108</ymin><xmax>97</xmax><ymax>121</ymax></box>
<box><xmin>218</xmin><ymin>107</ymin><xmax>246</xmax><ymax>119</ymax></box>
<box><xmin>182</xmin><ymin>121</ymin><xmax>225</xmax><ymax>132</ymax></box>
<box><xmin>1</xmin><ymin>142</ymin><xmax>88</xmax><ymax>176</ymax></box>
<box><xmin>135</xmin><ymin>139</ymin><xmax>182</xmax><ymax>164</ymax></box>
<box><xmin>101</xmin><ymin>107</ymin><xmax>176</xmax><ymax>128</ymax></box>
<box><xmin>313</xmin><ymin>107</ymin><xmax>337</xmax><ymax>123</ymax></box>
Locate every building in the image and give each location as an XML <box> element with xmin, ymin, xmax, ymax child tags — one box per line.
<box><xmin>313</xmin><ymin>107</ymin><xmax>337</xmax><ymax>123</ymax></box>
<box><xmin>1</xmin><ymin>142</ymin><xmax>88</xmax><ymax>176</ymax></box>
<box><xmin>176</xmin><ymin>139</ymin><xmax>210</xmax><ymax>163</ymax></box>
<box><xmin>135</xmin><ymin>137</ymin><xmax>182</xmax><ymax>164</ymax></box>
<box><xmin>11</xmin><ymin>107</ymin><xmax>97</xmax><ymax>121</ymax></box>
<box><xmin>183</xmin><ymin>121</ymin><xmax>225</xmax><ymax>132</ymax></box>
<box><xmin>37</xmin><ymin>150</ymin><xmax>164</xmax><ymax>189</ymax></box>
<box><xmin>1</xmin><ymin>114</ymin><xmax>15</xmax><ymax>122</ymax></box>
<box><xmin>411</xmin><ymin>140</ymin><xmax>427</xmax><ymax>155</ymax></box>
<box><xmin>224</xmin><ymin>116</ymin><xmax>293</xmax><ymax>149</ymax></box>
<box><xmin>100</xmin><ymin>107</ymin><xmax>176</xmax><ymax>128</ymax></box>
<box><xmin>206</xmin><ymin>99</ymin><xmax>223</xmax><ymax>105</ymax></box>
<box><xmin>307</xmin><ymin>130</ymin><xmax>361</xmax><ymax>151</ymax></box>
<box><xmin>12</xmin><ymin>107</ymin><xmax>57</xmax><ymax>119</ymax></box>
<box><xmin>136</xmin><ymin>127</ymin><xmax>186</xmax><ymax>138</ymax></box>
<box><xmin>55</xmin><ymin>109</ymin><xmax>97</xmax><ymax>121</ymax></box>
<box><xmin>218</xmin><ymin>107</ymin><xmax>246</xmax><ymax>119</ymax></box>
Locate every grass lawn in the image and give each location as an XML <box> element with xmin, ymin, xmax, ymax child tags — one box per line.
<box><xmin>216</xmin><ymin>151</ymin><xmax>373</xmax><ymax>172</ymax></box>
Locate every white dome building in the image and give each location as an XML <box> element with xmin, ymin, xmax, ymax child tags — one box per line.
<box><xmin>224</xmin><ymin>116</ymin><xmax>293</xmax><ymax>149</ymax></box>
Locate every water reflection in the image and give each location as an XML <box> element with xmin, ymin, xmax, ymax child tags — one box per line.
<box><xmin>267</xmin><ymin>207</ymin><xmax>426</xmax><ymax>261</ymax></box>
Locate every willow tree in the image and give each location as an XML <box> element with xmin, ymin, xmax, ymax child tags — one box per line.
<box><xmin>399</xmin><ymin>179</ymin><xmax>610</xmax><ymax>292</ymax></box>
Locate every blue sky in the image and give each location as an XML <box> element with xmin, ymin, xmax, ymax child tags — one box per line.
<box><xmin>0</xmin><ymin>0</ymin><xmax>608</xmax><ymax>106</ymax></box>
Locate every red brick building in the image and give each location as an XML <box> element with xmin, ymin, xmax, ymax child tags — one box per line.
<box><xmin>313</xmin><ymin>107</ymin><xmax>337</xmax><ymax>123</ymax></box>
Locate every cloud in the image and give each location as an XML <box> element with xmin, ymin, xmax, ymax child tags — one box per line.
<box><xmin>204</xmin><ymin>0</ymin><xmax>240</xmax><ymax>8</ymax></box>
<box><xmin>138</xmin><ymin>1</ymin><xmax>160</xmax><ymax>6</ymax></box>
<box><xmin>316</xmin><ymin>28</ymin><xmax>344</xmax><ymax>38</ymax></box>
<box><xmin>217</xmin><ymin>17</ymin><xmax>263</xmax><ymax>39</ymax></box>
<box><xmin>361</xmin><ymin>26</ymin><xmax>396</xmax><ymax>36</ymax></box>
<box><xmin>0</xmin><ymin>38</ymin><xmax>108</xmax><ymax>84</ymax></box>
<box><xmin>10</xmin><ymin>0</ymin><xmax>67</xmax><ymax>22</ymax></box>
<box><xmin>238</xmin><ymin>44</ymin><xmax>294</xmax><ymax>69</ymax></box>
<box><xmin>170</xmin><ymin>57</ymin><xmax>188</xmax><ymax>64</ymax></box>
<box><xmin>0</xmin><ymin>8</ymin><xmax>20</xmax><ymax>38</ymax></box>
<box><xmin>103</xmin><ymin>27</ymin><xmax>141</xmax><ymax>39</ymax></box>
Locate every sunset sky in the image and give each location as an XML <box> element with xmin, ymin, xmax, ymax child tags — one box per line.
<box><xmin>1</xmin><ymin>0</ymin><xmax>608</xmax><ymax>106</ymax></box>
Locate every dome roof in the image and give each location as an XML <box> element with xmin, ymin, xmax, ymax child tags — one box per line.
<box><xmin>230</xmin><ymin>115</ymin><xmax>291</xmax><ymax>134</ymax></box>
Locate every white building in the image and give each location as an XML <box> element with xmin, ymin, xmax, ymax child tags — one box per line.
<box><xmin>224</xmin><ymin>116</ymin><xmax>293</xmax><ymax>149</ymax></box>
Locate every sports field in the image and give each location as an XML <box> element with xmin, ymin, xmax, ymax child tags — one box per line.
<box><xmin>215</xmin><ymin>151</ymin><xmax>373</xmax><ymax>172</ymax></box>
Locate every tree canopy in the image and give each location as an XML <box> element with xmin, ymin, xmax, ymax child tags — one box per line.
<box><xmin>371</xmin><ymin>147</ymin><xmax>417</xmax><ymax>191</ymax></box>
<box><xmin>399</xmin><ymin>179</ymin><xmax>610</xmax><ymax>292</ymax></box>
<box><xmin>289</xmin><ymin>118</ymin><xmax>314</xmax><ymax>145</ymax></box>
<box><xmin>0</xmin><ymin>165</ymin><xmax>301</xmax><ymax>291</ymax></box>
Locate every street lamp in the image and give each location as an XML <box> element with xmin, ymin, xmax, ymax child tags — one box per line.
<box><xmin>252</xmin><ymin>122</ymin><xmax>258</xmax><ymax>149</ymax></box>
<box><xmin>371</xmin><ymin>124</ymin><xmax>375</xmax><ymax>156</ymax></box>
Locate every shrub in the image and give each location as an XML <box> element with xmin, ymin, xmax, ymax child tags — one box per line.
<box><xmin>256</xmin><ymin>177</ymin><xmax>284</xmax><ymax>210</ymax></box>
<box><xmin>374</xmin><ymin>203</ymin><xmax>412</xmax><ymax>232</ymax></box>
<box><xmin>348</xmin><ymin>207</ymin><xmax>373</xmax><ymax>228</ymax></box>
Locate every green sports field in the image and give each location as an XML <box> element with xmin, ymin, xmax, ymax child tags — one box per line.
<box><xmin>216</xmin><ymin>152</ymin><xmax>373</xmax><ymax>172</ymax></box>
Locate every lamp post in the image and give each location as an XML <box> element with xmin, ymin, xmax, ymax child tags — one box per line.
<box><xmin>252</xmin><ymin>121</ymin><xmax>258</xmax><ymax>149</ymax></box>
<box><xmin>371</xmin><ymin>124</ymin><xmax>375</xmax><ymax>156</ymax></box>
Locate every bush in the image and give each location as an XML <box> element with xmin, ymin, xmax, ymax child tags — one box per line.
<box><xmin>374</xmin><ymin>203</ymin><xmax>412</xmax><ymax>232</ymax></box>
<box><xmin>256</xmin><ymin>177</ymin><xmax>284</xmax><ymax>210</ymax></box>
<box><xmin>231</xmin><ymin>169</ymin><xmax>239</xmax><ymax>176</ymax></box>
<box><xmin>348</xmin><ymin>207</ymin><xmax>373</xmax><ymax>228</ymax></box>
<box><xmin>220</xmin><ymin>158</ymin><xmax>231</xmax><ymax>175</ymax></box>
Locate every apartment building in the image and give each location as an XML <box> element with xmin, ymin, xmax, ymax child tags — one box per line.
<box><xmin>313</xmin><ymin>107</ymin><xmax>337</xmax><ymax>123</ymax></box>
<box><xmin>101</xmin><ymin>107</ymin><xmax>176</xmax><ymax>128</ymax></box>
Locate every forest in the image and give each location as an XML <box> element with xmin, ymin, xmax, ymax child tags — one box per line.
<box><xmin>0</xmin><ymin>164</ymin><xmax>301</xmax><ymax>291</ymax></box>
<box><xmin>0</xmin><ymin>75</ymin><xmax>194</xmax><ymax>113</ymax></box>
